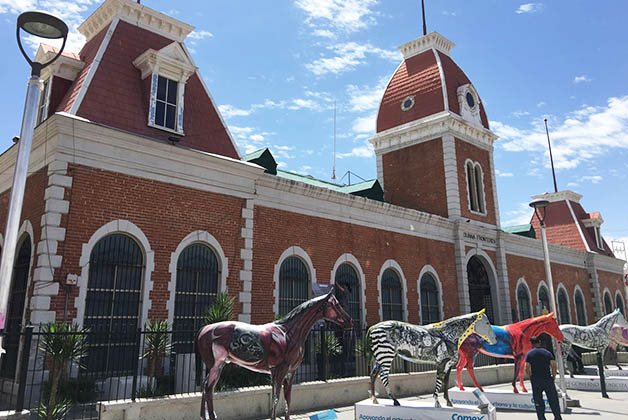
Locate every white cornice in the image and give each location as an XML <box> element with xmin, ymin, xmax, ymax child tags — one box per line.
<box><xmin>581</xmin><ymin>216</ymin><xmax>604</xmax><ymax>228</ymax></box>
<box><xmin>133</xmin><ymin>42</ymin><xmax>197</xmax><ymax>82</ymax></box>
<box><xmin>589</xmin><ymin>253</ymin><xmax>626</xmax><ymax>274</ymax></box>
<box><xmin>532</xmin><ymin>190</ymin><xmax>582</xmax><ymax>203</ymax></box>
<box><xmin>398</xmin><ymin>32</ymin><xmax>455</xmax><ymax>59</ymax></box>
<box><xmin>78</xmin><ymin>0</ymin><xmax>194</xmax><ymax>43</ymax></box>
<box><xmin>369</xmin><ymin>111</ymin><xmax>498</xmax><ymax>155</ymax></box>
<box><xmin>36</xmin><ymin>47</ymin><xmax>84</xmax><ymax>82</ymax></box>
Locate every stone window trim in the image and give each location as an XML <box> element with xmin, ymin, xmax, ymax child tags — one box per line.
<box><xmin>536</xmin><ymin>280</ymin><xmax>551</xmax><ymax>315</ymax></box>
<box><xmin>417</xmin><ymin>265</ymin><xmax>443</xmax><ymax>324</ymax></box>
<box><xmin>603</xmin><ymin>287</ymin><xmax>614</xmax><ymax>315</ymax></box>
<box><xmin>166</xmin><ymin>230</ymin><xmax>229</xmax><ymax>326</ymax></box>
<box><xmin>376</xmin><ymin>260</ymin><xmax>408</xmax><ymax>322</ymax></box>
<box><xmin>37</xmin><ymin>77</ymin><xmax>52</xmax><ymax>125</ymax></box>
<box><xmin>515</xmin><ymin>277</ymin><xmax>533</xmax><ymax>321</ymax></box>
<box><xmin>615</xmin><ymin>290</ymin><xmax>626</xmax><ymax>315</ymax></box>
<box><xmin>330</xmin><ymin>253</ymin><xmax>367</xmax><ymax>328</ymax></box>
<box><xmin>456</xmin><ymin>83</ymin><xmax>482</xmax><ymax>127</ymax></box>
<box><xmin>133</xmin><ymin>42</ymin><xmax>197</xmax><ymax>135</ymax></box>
<box><xmin>464</xmin><ymin>159</ymin><xmax>487</xmax><ymax>216</ymax></box>
<box><xmin>556</xmin><ymin>283</ymin><xmax>571</xmax><ymax>324</ymax></box>
<box><xmin>573</xmin><ymin>285</ymin><xmax>588</xmax><ymax>326</ymax></box>
<box><xmin>74</xmin><ymin>220</ymin><xmax>154</xmax><ymax>329</ymax></box>
<box><xmin>273</xmin><ymin>246</ymin><xmax>316</xmax><ymax>316</ymax></box>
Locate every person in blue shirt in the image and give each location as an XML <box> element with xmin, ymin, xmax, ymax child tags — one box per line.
<box><xmin>525</xmin><ymin>335</ymin><xmax>563</xmax><ymax>420</ymax></box>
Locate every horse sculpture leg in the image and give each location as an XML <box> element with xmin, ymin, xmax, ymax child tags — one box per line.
<box><xmin>518</xmin><ymin>354</ymin><xmax>528</xmax><ymax>393</ymax></box>
<box><xmin>443</xmin><ymin>364</ymin><xmax>454</xmax><ymax>407</ymax></box>
<box><xmin>466</xmin><ymin>356</ymin><xmax>484</xmax><ymax>391</ymax></box>
<box><xmin>456</xmin><ymin>356</ymin><xmax>466</xmax><ymax>391</ymax></box>
<box><xmin>369</xmin><ymin>363</ymin><xmax>381</xmax><ymax>403</ymax></box>
<box><xmin>597</xmin><ymin>352</ymin><xmax>609</xmax><ymax>399</ymax></box>
<box><xmin>372</xmin><ymin>357</ymin><xmax>399</xmax><ymax>406</ymax></box>
<box><xmin>283</xmin><ymin>372</ymin><xmax>295</xmax><ymax>420</ymax></box>
<box><xmin>201</xmin><ymin>356</ymin><xmax>226</xmax><ymax>420</ymax></box>
<box><xmin>433</xmin><ymin>360</ymin><xmax>450</xmax><ymax>408</ymax></box>
<box><xmin>270</xmin><ymin>366</ymin><xmax>288</xmax><ymax>420</ymax></box>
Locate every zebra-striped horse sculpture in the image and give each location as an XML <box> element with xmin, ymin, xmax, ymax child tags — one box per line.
<box><xmin>368</xmin><ymin>309</ymin><xmax>497</xmax><ymax>408</ymax></box>
<box><xmin>560</xmin><ymin>308</ymin><xmax>621</xmax><ymax>398</ymax></box>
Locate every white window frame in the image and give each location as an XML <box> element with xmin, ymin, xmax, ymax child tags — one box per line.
<box><xmin>515</xmin><ymin>278</ymin><xmax>533</xmax><ymax>321</ymax></box>
<box><xmin>556</xmin><ymin>283</ymin><xmax>571</xmax><ymax>324</ymax></box>
<box><xmin>149</xmin><ymin>73</ymin><xmax>185</xmax><ymax>134</ymax></box>
<box><xmin>417</xmin><ymin>265</ymin><xmax>443</xmax><ymax>324</ymax></box>
<box><xmin>594</xmin><ymin>226</ymin><xmax>604</xmax><ymax>250</ymax></box>
<box><xmin>464</xmin><ymin>159</ymin><xmax>487</xmax><ymax>216</ymax></box>
<box><xmin>377</xmin><ymin>260</ymin><xmax>408</xmax><ymax>322</ymax></box>
<box><xmin>37</xmin><ymin>77</ymin><xmax>52</xmax><ymax>125</ymax></box>
<box><xmin>330</xmin><ymin>253</ymin><xmax>367</xmax><ymax>328</ymax></box>
<box><xmin>573</xmin><ymin>285</ymin><xmax>588</xmax><ymax>326</ymax></box>
<box><xmin>273</xmin><ymin>246</ymin><xmax>316</xmax><ymax>316</ymax></box>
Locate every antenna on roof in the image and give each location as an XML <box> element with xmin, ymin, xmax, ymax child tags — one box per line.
<box><xmin>332</xmin><ymin>100</ymin><xmax>337</xmax><ymax>180</ymax></box>
<box><xmin>421</xmin><ymin>0</ymin><xmax>427</xmax><ymax>36</ymax></box>
<box><xmin>544</xmin><ymin>118</ymin><xmax>558</xmax><ymax>193</ymax></box>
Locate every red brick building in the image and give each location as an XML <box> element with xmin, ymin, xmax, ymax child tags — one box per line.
<box><xmin>0</xmin><ymin>0</ymin><xmax>625</xmax><ymax>378</ymax></box>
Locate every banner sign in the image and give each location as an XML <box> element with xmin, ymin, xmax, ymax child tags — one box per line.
<box><xmin>449</xmin><ymin>388</ymin><xmax>565</xmax><ymax>412</ymax></box>
<box><xmin>582</xmin><ymin>367</ymin><xmax>628</xmax><ymax>377</ymax></box>
<box><xmin>354</xmin><ymin>398</ymin><xmax>496</xmax><ymax>420</ymax></box>
<box><xmin>566</xmin><ymin>375</ymin><xmax>628</xmax><ymax>392</ymax></box>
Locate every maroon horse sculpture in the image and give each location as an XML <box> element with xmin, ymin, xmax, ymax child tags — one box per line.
<box><xmin>196</xmin><ymin>288</ymin><xmax>352</xmax><ymax>420</ymax></box>
<box><xmin>457</xmin><ymin>312</ymin><xmax>564</xmax><ymax>393</ymax></box>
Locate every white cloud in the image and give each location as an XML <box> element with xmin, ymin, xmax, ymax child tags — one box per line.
<box><xmin>306</xmin><ymin>42</ymin><xmax>401</xmax><ymax>76</ymax></box>
<box><xmin>495</xmin><ymin>169</ymin><xmax>514</xmax><ymax>177</ymax></box>
<box><xmin>249</xmin><ymin>134</ymin><xmax>265</xmax><ymax>142</ymax></box>
<box><xmin>289</xmin><ymin>98</ymin><xmax>320</xmax><ymax>110</ymax></box>
<box><xmin>516</xmin><ymin>3</ymin><xmax>544</xmax><ymax>14</ymax></box>
<box><xmin>337</xmin><ymin>140</ymin><xmax>374</xmax><ymax>159</ymax></box>
<box><xmin>312</xmin><ymin>29</ymin><xmax>335</xmax><ymax>38</ymax></box>
<box><xmin>346</xmin><ymin>77</ymin><xmax>387</xmax><ymax>112</ymax></box>
<box><xmin>537</xmin><ymin>101</ymin><xmax>546</xmax><ymax>108</ymax></box>
<box><xmin>573</xmin><ymin>75</ymin><xmax>592</xmax><ymax>84</ymax></box>
<box><xmin>503</xmin><ymin>202</ymin><xmax>533</xmax><ymax>227</ymax></box>
<box><xmin>492</xmin><ymin>96</ymin><xmax>628</xmax><ymax>171</ymax></box>
<box><xmin>188</xmin><ymin>30</ymin><xmax>213</xmax><ymax>40</ymax></box>
<box><xmin>442</xmin><ymin>11</ymin><xmax>456</xmax><ymax>16</ymax></box>
<box><xmin>218</xmin><ymin>104</ymin><xmax>252</xmax><ymax>118</ymax></box>
<box><xmin>580</xmin><ymin>175</ymin><xmax>602</xmax><ymax>184</ymax></box>
<box><xmin>511</xmin><ymin>111</ymin><xmax>530</xmax><ymax>118</ymax></box>
<box><xmin>295</xmin><ymin>0</ymin><xmax>378</xmax><ymax>35</ymax></box>
<box><xmin>352</xmin><ymin>113</ymin><xmax>376</xmax><ymax>133</ymax></box>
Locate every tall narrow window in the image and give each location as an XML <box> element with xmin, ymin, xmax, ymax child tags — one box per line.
<box><xmin>466</xmin><ymin>162</ymin><xmax>478</xmax><ymax>212</ymax></box>
<box><xmin>155</xmin><ymin>75</ymin><xmax>178</xmax><ymax>130</ymax></box>
<box><xmin>37</xmin><ymin>78</ymin><xmax>50</xmax><ymax>124</ymax></box>
<box><xmin>278</xmin><ymin>256</ymin><xmax>309</xmax><ymax>316</ymax></box>
<box><xmin>466</xmin><ymin>161</ymin><xmax>485</xmax><ymax>213</ymax></box>
<box><xmin>84</xmin><ymin>234</ymin><xmax>144</xmax><ymax>374</ymax></box>
<box><xmin>594</xmin><ymin>227</ymin><xmax>604</xmax><ymax>250</ymax></box>
<box><xmin>516</xmin><ymin>283</ymin><xmax>532</xmax><ymax>320</ymax></box>
<box><xmin>335</xmin><ymin>263</ymin><xmax>361</xmax><ymax>327</ymax></box>
<box><xmin>420</xmin><ymin>273</ymin><xmax>441</xmax><ymax>324</ymax></box>
<box><xmin>604</xmin><ymin>291</ymin><xmax>613</xmax><ymax>315</ymax></box>
<box><xmin>474</xmin><ymin>165</ymin><xmax>485</xmax><ymax>213</ymax></box>
<box><xmin>616</xmin><ymin>293</ymin><xmax>626</xmax><ymax>316</ymax></box>
<box><xmin>173</xmin><ymin>243</ymin><xmax>219</xmax><ymax>353</ymax></box>
<box><xmin>538</xmin><ymin>285</ymin><xmax>550</xmax><ymax>315</ymax></box>
<box><xmin>381</xmin><ymin>269</ymin><xmax>403</xmax><ymax>321</ymax></box>
<box><xmin>574</xmin><ymin>290</ymin><xmax>587</xmax><ymax>326</ymax></box>
<box><xmin>557</xmin><ymin>288</ymin><xmax>570</xmax><ymax>324</ymax></box>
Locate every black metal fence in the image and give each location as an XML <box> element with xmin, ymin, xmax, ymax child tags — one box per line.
<box><xmin>0</xmin><ymin>326</ymin><xmax>508</xmax><ymax>419</ymax></box>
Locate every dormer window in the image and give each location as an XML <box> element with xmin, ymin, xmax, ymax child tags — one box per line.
<box><xmin>457</xmin><ymin>84</ymin><xmax>482</xmax><ymax>127</ymax></box>
<box><xmin>594</xmin><ymin>227</ymin><xmax>604</xmax><ymax>250</ymax></box>
<box><xmin>37</xmin><ymin>78</ymin><xmax>51</xmax><ymax>125</ymax></box>
<box><xmin>155</xmin><ymin>76</ymin><xmax>179</xmax><ymax>131</ymax></box>
<box><xmin>465</xmin><ymin>159</ymin><xmax>485</xmax><ymax>214</ymax></box>
<box><xmin>581</xmin><ymin>212</ymin><xmax>605</xmax><ymax>251</ymax></box>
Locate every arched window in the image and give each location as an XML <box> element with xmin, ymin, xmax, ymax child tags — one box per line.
<box><xmin>574</xmin><ymin>289</ymin><xmax>587</xmax><ymax>326</ymax></box>
<box><xmin>173</xmin><ymin>243</ymin><xmax>219</xmax><ymax>353</ymax></box>
<box><xmin>557</xmin><ymin>288</ymin><xmax>570</xmax><ymax>324</ymax></box>
<box><xmin>604</xmin><ymin>291</ymin><xmax>613</xmax><ymax>315</ymax></box>
<box><xmin>516</xmin><ymin>283</ymin><xmax>532</xmax><ymax>320</ymax></box>
<box><xmin>84</xmin><ymin>234</ymin><xmax>144</xmax><ymax>373</ymax></box>
<box><xmin>278</xmin><ymin>256</ymin><xmax>309</xmax><ymax>316</ymax></box>
<box><xmin>466</xmin><ymin>161</ymin><xmax>485</xmax><ymax>214</ymax></box>
<box><xmin>616</xmin><ymin>293</ymin><xmax>626</xmax><ymax>317</ymax></box>
<box><xmin>0</xmin><ymin>235</ymin><xmax>31</xmax><ymax>378</ymax></box>
<box><xmin>381</xmin><ymin>269</ymin><xmax>403</xmax><ymax>321</ymax></box>
<box><xmin>420</xmin><ymin>273</ymin><xmax>441</xmax><ymax>324</ymax></box>
<box><xmin>538</xmin><ymin>285</ymin><xmax>550</xmax><ymax>315</ymax></box>
<box><xmin>334</xmin><ymin>263</ymin><xmax>361</xmax><ymax>327</ymax></box>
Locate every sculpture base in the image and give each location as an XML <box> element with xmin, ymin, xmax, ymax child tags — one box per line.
<box><xmin>565</xmin><ymin>375</ymin><xmax>628</xmax><ymax>391</ymax></box>
<box><xmin>354</xmin><ymin>398</ymin><xmax>496</xmax><ymax>420</ymax></box>
<box><xmin>582</xmin><ymin>366</ymin><xmax>628</xmax><ymax>377</ymax></box>
<box><xmin>448</xmin><ymin>387</ymin><xmax>566</xmax><ymax>413</ymax></box>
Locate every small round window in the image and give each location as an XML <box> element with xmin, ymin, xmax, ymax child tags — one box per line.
<box><xmin>401</xmin><ymin>96</ymin><xmax>415</xmax><ymax>111</ymax></box>
<box><xmin>466</xmin><ymin>92</ymin><xmax>475</xmax><ymax>108</ymax></box>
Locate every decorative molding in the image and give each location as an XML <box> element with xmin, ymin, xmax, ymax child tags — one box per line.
<box><xmin>330</xmin><ymin>253</ymin><xmax>367</xmax><ymax>328</ymax></box>
<box><xmin>433</xmin><ymin>50</ymin><xmax>449</xmax><ymax>112</ymax></box>
<box><xmin>397</xmin><ymin>32</ymin><xmax>455</xmax><ymax>59</ymax></box>
<box><xmin>133</xmin><ymin>42</ymin><xmax>197</xmax><ymax>82</ymax></box>
<box><xmin>417</xmin><ymin>265</ymin><xmax>444</xmax><ymax>323</ymax></box>
<box><xmin>36</xmin><ymin>46</ymin><xmax>84</xmax><ymax>82</ymax></box>
<box><xmin>166</xmin><ymin>230</ymin><xmax>229</xmax><ymax>326</ymax></box>
<box><xmin>273</xmin><ymin>246</ymin><xmax>316</xmax><ymax>316</ymax></box>
<box><xmin>531</xmin><ymin>190</ymin><xmax>582</xmax><ymax>203</ymax></box>
<box><xmin>78</xmin><ymin>0</ymin><xmax>194</xmax><ymax>43</ymax></box>
<box><xmin>376</xmin><ymin>260</ymin><xmax>408</xmax><ymax>322</ymax></box>
<box><xmin>456</xmin><ymin>84</ymin><xmax>483</xmax><ymax>128</ymax></box>
<box><xmin>581</xmin><ymin>216</ymin><xmax>603</xmax><ymax>228</ymax></box>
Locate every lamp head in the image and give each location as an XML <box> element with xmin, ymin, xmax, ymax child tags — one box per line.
<box><xmin>529</xmin><ymin>198</ymin><xmax>550</xmax><ymax>210</ymax></box>
<box><xmin>18</xmin><ymin>11</ymin><xmax>68</xmax><ymax>39</ymax></box>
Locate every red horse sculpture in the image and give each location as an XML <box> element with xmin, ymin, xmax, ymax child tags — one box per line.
<box><xmin>457</xmin><ymin>312</ymin><xmax>564</xmax><ymax>393</ymax></box>
<box><xmin>196</xmin><ymin>288</ymin><xmax>352</xmax><ymax>420</ymax></box>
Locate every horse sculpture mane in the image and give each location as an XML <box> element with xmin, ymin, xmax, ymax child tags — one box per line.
<box><xmin>275</xmin><ymin>293</ymin><xmax>328</xmax><ymax>325</ymax></box>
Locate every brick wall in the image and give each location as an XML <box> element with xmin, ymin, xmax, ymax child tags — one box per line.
<box><xmin>456</xmin><ymin>138</ymin><xmax>496</xmax><ymax>225</ymax></box>
<box><xmin>597</xmin><ymin>269</ymin><xmax>626</xmax><ymax>314</ymax></box>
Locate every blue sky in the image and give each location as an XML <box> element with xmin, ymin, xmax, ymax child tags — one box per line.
<box><xmin>0</xmin><ymin>1</ymin><xmax>627</xmax><ymax>258</ymax></box>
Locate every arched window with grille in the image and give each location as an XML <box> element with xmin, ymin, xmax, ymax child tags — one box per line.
<box><xmin>616</xmin><ymin>293</ymin><xmax>626</xmax><ymax>317</ymax></box>
<box><xmin>381</xmin><ymin>268</ymin><xmax>403</xmax><ymax>321</ymax></box>
<box><xmin>334</xmin><ymin>263</ymin><xmax>361</xmax><ymax>327</ymax></box>
<box><xmin>604</xmin><ymin>291</ymin><xmax>613</xmax><ymax>315</ymax></box>
<box><xmin>516</xmin><ymin>283</ymin><xmax>532</xmax><ymax>320</ymax></box>
<box><xmin>420</xmin><ymin>273</ymin><xmax>441</xmax><ymax>324</ymax></box>
<box><xmin>465</xmin><ymin>160</ymin><xmax>485</xmax><ymax>214</ymax></box>
<box><xmin>0</xmin><ymin>235</ymin><xmax>31</xmax><ymax>378</ymax></box>
<box><xmin>574</xmin><ymin>289</ymin><xmax>587</xmax><ymax>326</ymax></box>
<box><xmin>84</xmin><ymin>234</ymin><xmax>144</xmax><ymax>374</ymax></box>
<box><xmin>173</xmin><ymin>243</ymin><xmax>219</xmax><ymax>353</ymax></box>
<box><xmin>557</xmin><ymin>288</ymin><xmax>570</xmax><ymax>324</ymax></box>
<box><xmin>278</xmin><ymin>256</ymin><xmax>309</xmax><ymax>316</ymax></box>
<box><xmin>538</xmin><ymin>284</ymin><xmax>550</xmax><ymax>315</ymax></box>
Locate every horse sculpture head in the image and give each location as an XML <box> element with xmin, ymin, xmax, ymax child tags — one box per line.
<box><xmin>322</xmin><ymin>287</ymin><xmax>354</xmax><ymax>328</ymax></box>
<box><xmin>538</xmin><ymin>312</ymin><xmax>565</xmax><ymax>342</ymax></box>
<box><xmin>458</xmin><ymin>309</ymin><xmax>497</xmax><ymax>349</ymax></box>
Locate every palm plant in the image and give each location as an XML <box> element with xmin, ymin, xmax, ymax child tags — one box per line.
<box><xmin>38</xmin><ymin>322</ymin><xmax>89</xmax><ymax>420</ymax></box>
<box><xmin>204</xmin><ymin>294</ymin><xmax>235</xmax><ymax>324</ymax></box>
<box><xmin>32</xmin><ymin>398</ymin><xmax>73</xmax><ymax>420</ymax></box>
<box><xmin>142</xmin><ymin>319</ymin><xmax>171</xmax><ymax>394</ymax></box>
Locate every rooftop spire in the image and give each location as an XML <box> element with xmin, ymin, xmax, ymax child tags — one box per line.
<box><xmin>421</xmin><ymin>0</ymin><xmax>427</xmax><ymax>36</ymax></box>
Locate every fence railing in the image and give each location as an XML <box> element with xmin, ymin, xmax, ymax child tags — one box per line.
<box><xmin>0</xmin><ymin>325</ymin><xmax>508</xmax><ymax>419</ymax></box>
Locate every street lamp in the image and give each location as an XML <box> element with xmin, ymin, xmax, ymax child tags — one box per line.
<box><xmin>530</xmin><ymin>198</ymin><xmax>568</xmax><ymax>405</ymax></box>
<box><xmin>0</xmin><ymin>11</ymin><xmax>68</xmax><ymax>354</ymax></box>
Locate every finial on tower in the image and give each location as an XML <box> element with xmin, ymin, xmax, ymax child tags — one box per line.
<box><xmin>421</xmin><ymin>0</ymin><xmax>427</xmax><ymax>36</ymax></box>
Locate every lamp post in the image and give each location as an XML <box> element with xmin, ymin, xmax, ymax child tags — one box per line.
<box><xmin>0</xmin><ymin>11</ymin><xmax>68</xmax><ymax>354</ymax></box>
<box><xmin>530</xmin><ymin>198</ymin><xmax>568</xmax><ymax>403</ymax></box>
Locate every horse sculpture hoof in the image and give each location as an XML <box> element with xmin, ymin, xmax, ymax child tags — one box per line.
<box><xmin>371</xmin><ymin>396</ymin><xmax>378</xmax><ymax>404</ymax></box>
<box><xmin>447</xmin><ymin>401</ymin><xmax>453</xmax><ymax>408</ymax></box>
<box><xmin>393</xmin><ymin>399</ymin><xmax>400</xmax><ymax>406</ymax></box>
<box><xmin>513</xmin><ymin>388</ymin><xmax>519</xmax><ymax>394</ymax></box>
<box><xmin>434</xmin><ymin>401</ymin><xmax>441</xmax><ymax>408</ymax></box>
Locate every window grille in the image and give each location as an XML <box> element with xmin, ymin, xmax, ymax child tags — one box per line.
<box><xmin>516</xmin><ymin>283</ymin><xmax>532</xmax><ymax>320</ymax></box>
<box><xmin>155</xmin><ymin>75</ymin><xmax>178</xmax><ymax>130</ymax></box>
<box><xmin>616</xmin><ymin>294</ymin><xmax>626</xmax><ymax>316</ymax></box>
<box><xmin>557</xmin><ymin>289</ymin><xmax>570</xmax><ymax>324</ymax></box>
<box><xmin>420</xmin><ymin>273</ymin><xmax>440</xmax><ymax>324</ymax></box>
<box><xmin>278</xmin><ymin>256</ymin><xmax>309</xmax><ymax>316</ymax></box>
<box><xmin>575</xmin><ymin>290</ymin><xmax>587</xmax><ymax>326</ymax></box>
<box><xmin>538</xmin><ymin>285</ymin><xmax>550</xmax><ymax>314</ymax></box>
<box><xmin>0</xmin><ymin>236</ymin><xmax>31</xmax><ymax>378</ymax></box>
<box><xmin>173</xmin><ymin>243</ymin><xmax>219</xmax><ymax>353</ymax></box>
<box><xmin>334</xmin><ymin>263</ymin><xmax>361</xmax><ymax>327</ymax></box>
<box><xmin>381</xmin><ymin>269</ymin><xmax>403</xmax><ymax>321</ymax></box>
<box><xmin>604</xmin><ymin>292</ymin><xmax>613</xmax><ymax>315</ymax></box>
<box><xmin>84</xmin><ymin>234</ymin><xmax>144</xmax><ymax>374</ymax></box>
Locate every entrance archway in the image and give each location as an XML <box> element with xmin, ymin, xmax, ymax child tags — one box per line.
<box><xmin>467</xmin><ymin>255</ymin><xmax>495</xmax><ymax>322</ymax></box>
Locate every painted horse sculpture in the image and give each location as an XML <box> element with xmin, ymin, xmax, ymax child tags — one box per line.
<box><xmin>196</xmin><ymin>288</ymin><xmax>352</xmax><ymax>420</ymax></box>
<box><xmin>368</xmin><ymin>309</ymin><xmax>496</xmax><ymax>408</ymax></box>
<box><xmin>559</xmin><ymin>308</ymin><xmax>621</xmax><ymax>398</ymax></box>
<box><xmin>457</xmin><ymin>312</ymin><xmax>564</xmax><ymax>393</ymax></box>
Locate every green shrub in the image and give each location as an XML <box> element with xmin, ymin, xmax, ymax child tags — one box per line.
<box><xmin>204</xmin><ymin>294</ymin><xmax>235</xmax><ymax>325</ymax></box>
<box><xmin>43</xmin><ymin>376</ymin><xmax>97</xmax><ymax>404</ymax></box>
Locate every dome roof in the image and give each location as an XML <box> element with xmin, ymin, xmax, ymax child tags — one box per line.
<box><xmin>376</xmin><ymin>32</ymin><xmax>489</xmax><ymax>133</ymax></box>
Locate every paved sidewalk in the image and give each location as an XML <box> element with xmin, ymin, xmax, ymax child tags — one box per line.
<box><xmin>294</xmin><ymin>381</ymin><xmax>628</xmax><ymax>420</ymax></box>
